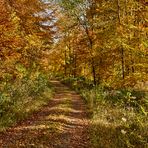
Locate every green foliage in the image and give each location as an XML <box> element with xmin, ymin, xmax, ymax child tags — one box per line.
<box><xmin>0</xmin><ymin>72</ymin><xmax>52</xmax><ymax>130</ymax></box>
<box><xmin>88</xmin><ymin>88</ymin><xmax>147</xmax><ymax>147</ymax></box>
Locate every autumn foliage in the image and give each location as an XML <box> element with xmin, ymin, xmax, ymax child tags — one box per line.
<box><xmin>49</xmin><ymin>0</ymin><xmax>147</xmax><ymax>89</ymax></box>
<box><xmin>0</xmin><ymin>0</ymin><xmax>147</xmax><ymax>147</ymax></box>
<box><xmin>0</xmin><ymin>0</ymin><xmax>55</xmax><ymax>127</ymax></box>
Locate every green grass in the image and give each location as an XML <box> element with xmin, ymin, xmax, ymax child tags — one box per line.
<box><xmin>90</xmin><ymin>101</ymin><xmax>148</xmax><ymax>148</ymax></box>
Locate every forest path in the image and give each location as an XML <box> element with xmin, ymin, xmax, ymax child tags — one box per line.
<box><xmin>0</xmin><ymin>80</ymin><xmax>90</xmax><ymax>148</ymax></box>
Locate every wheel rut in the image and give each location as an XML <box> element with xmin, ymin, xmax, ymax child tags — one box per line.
<box><xmin>0</xmin><ymin>80</ymin><xmax>90</xmax><ymax>148</ymax></box>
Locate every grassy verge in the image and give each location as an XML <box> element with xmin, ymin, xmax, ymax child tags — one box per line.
<box><xmin>0</xmin><ymin>73</ymin><xmax>53</xmax><ymax>131</ymax></box>
<box><xmin>61</xmin><ymin>77</ymin><xmax>148</xmax><ymax>148</ymax></box>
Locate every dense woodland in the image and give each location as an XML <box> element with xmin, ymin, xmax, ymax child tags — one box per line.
<box><xmin>0</xmin><ymin>0</ymin><xmax>147</xmax><ymax>147</ymax></box>
<box><xmin>50</xmin><ymin>0</ymin><xmax>148</xmax><ymax>88</ymax></box>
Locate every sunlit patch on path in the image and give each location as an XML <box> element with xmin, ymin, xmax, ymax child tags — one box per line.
<box><xmin>0</xmin><ymin>80</ymin><xmax>90</xmax><ymax>148</ymax></box>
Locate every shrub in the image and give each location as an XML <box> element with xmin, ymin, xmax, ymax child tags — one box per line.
<box><xmin>0</xmin><ymin>72</ymin><xmax>52</xmax><ymax>130</ymax></box>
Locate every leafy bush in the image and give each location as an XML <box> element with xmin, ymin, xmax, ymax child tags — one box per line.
<box><xmin>0</xmin><ymin>72</ymin><xmax>52</xmax><ymax>130</ymax></box>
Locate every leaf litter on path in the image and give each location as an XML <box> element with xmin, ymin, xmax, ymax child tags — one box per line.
<box><xmin>0</xmin><ymin>80</ymin><xmax>90</xmax><ymax>148</ymax></box>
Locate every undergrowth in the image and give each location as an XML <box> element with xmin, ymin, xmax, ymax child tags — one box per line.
<box><xmin>61</xmin><ymin>77</ymin><xmax>148</xmax><ymax>148</ymax></box>
<box><xmin>0</xmin><ymin>73</ymin><xmax>53</xmax><ymax>131</ymax></box>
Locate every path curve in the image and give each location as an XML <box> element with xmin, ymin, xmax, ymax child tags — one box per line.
<box><xmin>0</xmin><ymin>80</ymin><xmax>90</xmax><ymax>148</ymax></box>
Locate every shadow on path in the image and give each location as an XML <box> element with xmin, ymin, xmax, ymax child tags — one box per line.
<box><xmin>0</xmin><ymin>80</ymin><xmax>90</xmax><ymax>148</ymax></box>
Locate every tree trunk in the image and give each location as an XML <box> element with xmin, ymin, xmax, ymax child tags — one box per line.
<box><xmin>121</xmin><ymin>47</ymin><xmax>125</xmax><ymax>79</ymax></box>
<box><xmin>92</xmin><ymin>59</ymin><xmax>96</xmax><ymax>86</ymax></box>
<box><xmin>117</xmin><ymin>0</ymin><xmax>125</xmax><ymax>79</ymax></box>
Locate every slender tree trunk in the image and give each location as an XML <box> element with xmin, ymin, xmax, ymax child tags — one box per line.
<box><xmin>84</xmin><ymin>24</ymin><xmax>97</xmax><ymax>85</ymax></box>
<box><xmin>76</xmin><ymin>3</ymin><xmax>97</xmax><ymax>85</ymax></box>
<box><xmin>64</xmin><ymin>49</ymin><xmax>67</xmax><ymax>77</ymax></box>
<box><xmin>117</xmin><ymin>0</ymin><xmax>125</xmax><ymax>79</ymax></box>
<box><xmin>73</xmin><ymin>50</ymin><xmax>77</xmax><ymax>78</ymax></box>
<box><xmin>92</xmin><ymin>59</ymin><xmax>96</xmax><ymax>86</ymax></box>
<box><xmin>121</xmin><ymin>47</ymin><xmax>125</xmax><ymax>79</ymax></box>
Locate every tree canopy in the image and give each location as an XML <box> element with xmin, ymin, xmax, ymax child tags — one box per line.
<box><xmin>48</xmin><ymin>0</ymin><xmax>147</xmax><ymax>89</ymax></box>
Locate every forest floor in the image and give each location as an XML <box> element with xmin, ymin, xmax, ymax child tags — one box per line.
<box><xmin>0</xmin><ymin>80</ymin><xmax>90</xmax><ymax>148</ymax></box>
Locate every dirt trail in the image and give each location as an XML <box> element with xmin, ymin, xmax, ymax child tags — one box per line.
<box><xmin>0</xmin><ymin>80</ymin><xmax>90</xmax><ymax>148</ymax></box>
